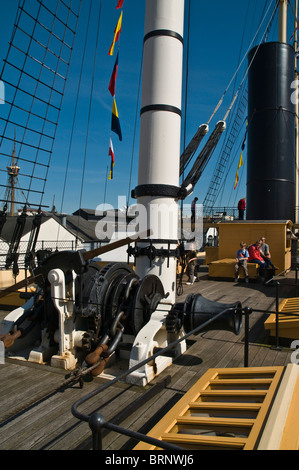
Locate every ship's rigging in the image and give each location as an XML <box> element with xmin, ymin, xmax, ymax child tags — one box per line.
<box><xmin>180</xmin><ymin>0</ymin><xmax>282</xmax><ymax>210</ymax></box>
<box><xmin>0</xmin><ymin>0</ymin><xmax>82</xmax><ymax>213</ymax></box>
<box><xmin>0</xmin><ymin>0</ymin><xmax>83</xmax><ymax>273</ymax></box>
<box><xmin>0</xmin><ymin>0</ymin><xmax>295</xmax><ymax>224</ymax></box>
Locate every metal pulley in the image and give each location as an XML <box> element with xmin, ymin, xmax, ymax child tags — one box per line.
<box><xmin>130</xmin><ymin>274</ymin><xmax>165</xmax><ymax>334</ymax></box>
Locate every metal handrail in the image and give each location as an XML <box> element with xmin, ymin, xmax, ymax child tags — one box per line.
<box><xmin>72</xmin><ymin>305</ymin><xmax>252</xmax><ymax>450</ymax></box>
<box><xmin>88</xmin><ymin>413</ymin><xmax>184</xmax><ymax>451</ymax></box>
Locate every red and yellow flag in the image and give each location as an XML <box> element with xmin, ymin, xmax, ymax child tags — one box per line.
<box><xmin>234</xmin><ymin>152</ymin><xmax>244</xmax><ymax>190</ymax></box>
<box><xmin>108</xmin><ymin>12</ymin><xmax>122</xmax><ymax>56</ymax></box>
<box><xmin>108</xmin><ymin>53</ymin><xmax>119</xmax><ymax>97</ymax></box>
<box><xmin>111</xmin><ymin>97</ymin><xmax>122</xmax><ymax>141</ymax></box>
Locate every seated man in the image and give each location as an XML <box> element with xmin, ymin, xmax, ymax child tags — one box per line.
<box><xmin>260</xmin><ymin>236</ymin><xmax>278</xmax><ymax>270</ymax></box>
<box><xmin>248</xmin><ymin>239</ymin><xmax>270</xmax><ymax>281</ymax></box>
<box><xmin>235</xmin><ymin>242</ymin><xmax>249</xmax><ymax>283</ymax></box>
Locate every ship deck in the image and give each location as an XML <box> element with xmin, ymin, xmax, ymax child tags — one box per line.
<box><xmin>0</xmin><ymin>268</ymin><xmax>296</xmax><ymax>451</ymax></box>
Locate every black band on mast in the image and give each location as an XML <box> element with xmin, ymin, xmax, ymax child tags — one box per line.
<box><xmin>131</xmin><ymin>184</ymin><xmax>188</xmax><ymax>200</ymax></box>
<box><xmin>140</xmin><ymin>104</ymin><xmax>182</xmax><ymax>117</ymax></box>
<box><xmin>144</xmin><ymin>29</ymin><xmax>184</xmax><ymax>45</ymax></box>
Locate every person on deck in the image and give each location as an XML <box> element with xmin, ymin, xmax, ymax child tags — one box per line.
<box><xmin>248</xmin><ymin>240</ymin><xmax>270</xmax><ymax>281</ymax></box>
<box><xmin>186</xmin><ymin>250</ymin><xmax>198</xmax><ymax>285</ymax></box>
<box><xmin>238</xmin><ymin>198</ymin><xmax>246</xmax><ymax>220</ymax></box>
<box><xmin>234</xmin><ymin>242</ymin><xmax>249</xmax><ymax>283</ymax></box>
<box><xmin>260</xmin><ymin>236</ymin><xmax>278</xmax><ymax>270</ymax></box>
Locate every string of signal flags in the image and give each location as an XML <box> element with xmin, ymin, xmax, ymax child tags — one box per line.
<box><xmin>108</xmin><ymin>0</ymin><xmax>124</xmax><ymax>180</ymax></box>
<box><xmin>107</xmin><ymin>1</ymin><xmax>246</xmax><ymax>191</ymax></box>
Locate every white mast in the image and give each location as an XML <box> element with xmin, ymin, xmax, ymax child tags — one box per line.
<box><xmin>133</xmin><ymin>0</ymin><xmax>185</xmax><ymax>303</ymax></box>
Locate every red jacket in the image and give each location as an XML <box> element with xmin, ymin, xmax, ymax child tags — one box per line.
<box><xmin>238</xmin><ymin>198</ymin><xmax>246</xmax><ymax>210</ymax></box>
<box><xmin>248</xmin><ymin>244</ymin><xmax>263</xmax><ymax>262</ymax></box>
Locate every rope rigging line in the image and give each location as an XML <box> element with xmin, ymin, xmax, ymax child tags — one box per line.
<box><xmin>30</xmin><ymin>0</ymin><xmax>83</xmax><ymax>209</ymax></box>
<box><xmin>223</xmin><ymin>0</ymin><xmax>280</xmax><ymax>120</ymax></box>
<box><xmin>76</xmin><ymin>0</ymin><xmax>102</xmax><ymax>250</ymax></box>
<box><xmin>37</xmin><ymin>0</ymin><xmax>83</xmax><ymax>209</ymax></box>
<box><xmin>56</xmin><ymin>0</ymin><xmax>93</xmax><ymax>247</ymax></box>
<box><xmin>179</xmin><ymin>0</ymin><xmax>198</xmax><ymax>179</ymax></box>
<box><xmin>0</xmin><ymin>0</ymin><xmax>82</xmax><ymax>276</ymax></box>
<box><xmin>0</xmin><ymin>0</ymin><xmax>82</xmax><ymax>212</ymax></box>
<box><xmin>0</xmin><ymin>0</ymin><xmax>44</xmax><ymax>177</ymax></box>
<box><xmin>180</xmin><ymin>0</ymin><xmax>191</xmax><ymax>240</ymax></box>
<box><xmin>182</xmin><ymin>0</ymin><xmax>191</xmax><ymax>168</ymax></box>
<box><xmin>179</xmin><ymin>0</ymin><xmax>279</xmax><ymax>198</ymax></box>
<box><xmin>207</xmin><ymin>0</ymin><xmax>279</xmax><ymax>126</ymax></box>
<box><xmin>125</xmin><ymin>50</ymin><xmax>143</xmax><ymax>212</ymax></box>
<box><xmin>208</xmin><ymin>0</ymin><xmax>280</xmax><ymax>209</ymax></box>
<box><xmin>204</xmin><ymin>82</ymin><xmax>248</xmax><ymax>210</ymax></box>
<box><xmin>78</xmin><ymin>0</ymin><xmax>103</xmax><ymax>216</ymax></box>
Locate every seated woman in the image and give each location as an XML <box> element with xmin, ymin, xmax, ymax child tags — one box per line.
<box><xmin>248</xmin><ymin>239</ymin><xmax>271</xmax><ymax>281</ymax></box>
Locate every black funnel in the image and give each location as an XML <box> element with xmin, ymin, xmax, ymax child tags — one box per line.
<box><xmin>247</xmin><ymin>42</ymin><xmax>296</xmax><ymax>221</ymax></box>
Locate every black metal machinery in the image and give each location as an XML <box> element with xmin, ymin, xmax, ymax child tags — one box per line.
<box><xmin>0</xmin><ymin>248</ymin><xmax>243</xmax><ymax>378</ymax></box>
<box><xmin>166</xmin><ymin>294</ymin><xmax>242</xmax><ymax>336</ymax></box>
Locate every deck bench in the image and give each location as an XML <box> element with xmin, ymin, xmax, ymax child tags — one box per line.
<box><xmin>208</xmin><ymin>258</ymin><xmax>259</xmax><ymax>280</ymax></box>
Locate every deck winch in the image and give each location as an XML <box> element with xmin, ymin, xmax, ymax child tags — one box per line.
<box><xmin>0</xmin><ymin>247</ymin><xmax>243</xmax><ymax>385</ymax></box>
<box><xmin>0</xmin><ymin>250</ymin><xmax>169</xmax><ymax>373</ymax></box>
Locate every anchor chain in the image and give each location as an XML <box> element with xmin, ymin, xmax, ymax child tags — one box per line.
<box><xmin>84</xmin><ymin>311</ymin><xmax>126</xmax><ymax>376</ymax></box>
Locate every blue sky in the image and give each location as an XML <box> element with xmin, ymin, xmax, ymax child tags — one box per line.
<box><xmin>0</xmin><ymin>0</ymin><xmax>296</xmax><ymax>215</ymax></box>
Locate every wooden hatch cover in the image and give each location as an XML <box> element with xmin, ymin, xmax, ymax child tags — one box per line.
<box><xmin>134</xmin><ymin>366</ymin><xmax>287</xmax><ymax>450</ymax></box>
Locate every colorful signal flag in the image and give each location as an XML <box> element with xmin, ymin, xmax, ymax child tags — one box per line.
<box><xmin>111</xmin><ymin>97</ymin><xmax>122</xmax><ymax>141</ymax></box>
<box><xmin>108</xmin><ymin>12</ymin><xmax>122</xmax><ymax>56</ymax></box>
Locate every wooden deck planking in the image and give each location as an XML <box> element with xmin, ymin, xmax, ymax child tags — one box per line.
<box><xmin>46</xmin><ymin>385</ymin><xmax>144</xmax><ymax>451</ymax></box>
<box><xmin>0</xmin><ymin>271</ymin><xmax>296</xmax><ymax>450</ymax></box>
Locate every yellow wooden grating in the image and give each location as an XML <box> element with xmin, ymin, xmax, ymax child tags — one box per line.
<box><xmin>264</xmin><ymin>298</ymin><xmax>299</xmax><ymax>339</ymax></box>
<box><xmin>134</xmin><ymin>367</ymin><xmax>284</xmax><ymax>451</ymax></box>
<box><xmin>279</xmin><ymin>298</ymin><xmax>299</xmax><ymax>317</ymax></box>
